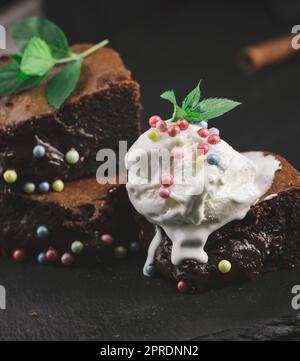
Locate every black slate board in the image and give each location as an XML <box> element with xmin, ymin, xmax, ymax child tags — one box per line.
<box><xmin>1</xmin><ymin>0</ymin><xmax>299</xmax><ymax>340</ymax></box>
<box><xmin>0</xmin><ymin>257</ymin><xmax>299</xmax><ymax>341</ymax></box>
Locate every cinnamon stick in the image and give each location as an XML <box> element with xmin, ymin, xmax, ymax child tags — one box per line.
<box><xmin>238</xmin><ymin>35</ymin><xmax>298</xmax><ymax>74</ymax></box>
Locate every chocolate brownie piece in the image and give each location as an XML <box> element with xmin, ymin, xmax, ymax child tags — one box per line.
<box><xmin>0</xmin><ymin>177</ymin><xmax>139</xmax><ymax>264</ymax></box>
<box><xmin>139</xmin><ymin>153</ymin><xmax>300</xmax><ymax>293</ymax></box>
<box><xmin>0</xmin><ymin>45</ymin><xmax>141</xmax><ymax>184</ymax></box>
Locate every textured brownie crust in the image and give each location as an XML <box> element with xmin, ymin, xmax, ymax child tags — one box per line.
<box><xmin>0</xmin><ymin>45</ymin><xmax>141</xmax><ymax>183</ymax></box>
<box><xmin>139</xmin><ymin>152</ymin><xmax>300</xmax><ymax>293</ymax></box>
<box><xmin>0</xmin><ymin>178</ymin><xmax>138</xmax><ymax>263</ymax></box>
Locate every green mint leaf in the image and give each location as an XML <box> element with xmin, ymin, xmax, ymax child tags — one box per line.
<box><xmin>10</xmin><ymin>17</ymin><xmax>70</xmax><ymax>59</ymax></box>
<box><xmin>197</xmin><ymin>98</ymin><xmax>241</xmax><ymax>120</ymax></box>
<box><xmin>182</xmin><ymin>80</ymin><xmax>201</xmax><ymax>111</ymax></box>
<box><xmin>20</xmin><ymin>37</ymin><xmax>55</xmax><ymax>76</ymax></box>
<box><xmin>0</xmin><ymin>61</ymin><xmax>44</xmax><ymax>97</ymax></box>
<box><xmin>46</xmin><ymin>57</ymin><xmax>83</xmax><ymax>109</ymax></box>
<box><xmin>160</xmin><ymin>90</ymin><xmax>177</xmax><ymax>106</ymax></box>
<box><xmin>185</xmin><ymin>111</ymin><xmax>205</xmax><ymax>122</ymax></box>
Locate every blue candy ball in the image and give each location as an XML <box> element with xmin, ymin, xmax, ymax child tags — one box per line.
<box><xmin>33</xmin><ymin>145</ymin><xmax>46</xmax><ymax>159</ymax></box>
<box><xmin>207</xmin><ymin>154</ymin><xmax>220</xmax><ymax>166</ymax></box>
<box><xmin>145</xmin><ymin>264</ymin><xmax>157</xmax><ymax>277</ymax></box>
<box><xmin>36</xmin><ymin>226</ymin><xmax>49</xmax><ymax>239</ymax></box>
<box><xmin>198</xmin><ymin>121</ymin><xmax>208</xmax><ymax>128</ymax></box>
<box><xmin>209</xmin><ymin>127</ymin><xmax>220</xmax><ymax>136</ymax></box>
<box><xmin>129</xmin><ymin>242</ymin><xmax>140</xmax><ymax>253</ymax></box>
<box><xmin>37</xmin><ymin>252</ymin><xmax>47</xmax><ymax>264</ymax></box>
<box><xmin>38</xmin><ymin>182</ymin><xmax>50</xmax><ymax>194</ymax></box>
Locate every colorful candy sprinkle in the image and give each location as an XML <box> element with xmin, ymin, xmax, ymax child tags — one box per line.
<box><xmin>171</xmin><ymin>147</ymin><xmax>184</xmax><ymax>159</ymax></box>
<box><xmin>147</xmin><ymin>129</ymin><xmax>161</xmax><ymax>142</ymax></box>
<box><xmin>149</xmin><ymin>115</ymin><xmax>161</xmax><ymax>128</ymax></box>
<box><xmin>3</xmin><ymin>169</ymin><xmax>18</xmax><ymax>184</ymax></box>
<box><xmin>23</xmin><ymin>182</ymin><xmax>36</xmax><ymax>194</ymax></box>
<box><xmin>160</xmin><ymin>175</ymin><xmax>173</xmax><ymax>188</ymax></box>
<box><xmin>52</xmin><ymin>179</ymin><xmax>64</xmax><ymax>193</ymax></box>
<box><xmin>145</xmin><ymin>264</ymin><xmax>157</xmax><ymax>277</ymax></box>
<box><xmin>198</xmin><ymin>121</ymin><xmax>208</xmax><ymax>128</ymax></box>
<box><xmin>71</xmin><ymin>241</ymin><xmax>84</xmax><ymax>254</ymax></box>
<box><xmin>177</xmin><ymin>281</ymin><xmax>188</xmax><ymax>293</ymax></box>
<box><xmin>156</xmin><ymin>120</ymin><xmax>167</xmax><ymax>132</ymax></box>
<box><xmin>33</xmin><ymin>145</ymin><xmax>46</xmax><ymax>159</ymax></box>
<box><xmin>198</xmin><ymin>128</ymin><xmax>209</xmax><ymax>138</ymax></box>
<box><xmin>114</xmin><ymin>246</ymin><xmax>127</xmax><ymax>259</ymax></box>
<box><xmin>46</xmin><ymin>249</ymin><xmax>58</xmax><ymax>262</ymax></box>
<box><xmin>168</xmin><ymin>125</ymin><xmax>180</xmax><ymax>137</ymax></box>
<box><xmin>218</xmin><ymin>260</ymin><xmax>232</xmax><ymax>273</ymax></box>
<box><xmin>61</xmin><ymin>252</ymin><xmax>74</xmax><ymax>266</ymax></box>
<box><xmin>13</xmin><ymin>249</ymin><xmax>25</xmax><ymax>262</ymax></box>
<box><xmin>176</xmin><ymin>119</ymin><xmax>189</xmax><ymax>130</ymax></box>
<box><xmin>159</xmin><ymin>187</ymin><xmax>170</xmax><ymax>199</ymax></box>
<box><xmin>207</xmin><ymin>154</ymin><xmax>220</xmax><ymax>166</ymax></box>
<box><xmin>173</xmin><ymin>135</ymin><xmax>185</xmax><ymax>147</ymax></box>
<box><xmin>209</xmin><ymin>127</ymin><xmax>220</xmax><ymax>135</ymax></box>
<box><xmin>36</xmin><ymin>226</ymin><xmax>49</xmax><ymax>239</ymax></box>
<box><xmin>37</xmin><ymin>252</ymin><xmax>47</xmax><ymax>264</ymax></box>
<box><xmin>196</xmin><ymin>155</ymin><xmax>205</xmax><ymax>172</ymax></box>
<box><xmin>101</xmin><ymin>234</ymin><xmax>114</xmax><ymax>245</ymax></box>
<box><xmin>129</xmin><ymin>242</ymin><xmax>140</xmax><ymax>253</ymax></box>
<box><xmin>65</xmin><ymin>149</ymin><xmax>80</xmax><ymax>165</ymax></box>
<box><xmin>208</xmin><ymin>134</ymin><xmax>220</xmax><ymax>144</ymax></box>
<box><xmin>38</xmin><ymin>181</ymin><xmax>50</xmax><ymax>194</ymax></box>
<box><xmin>197</xmin><ymin>143</ymin><xmax>209</xmax><ymax>155</ymax></box>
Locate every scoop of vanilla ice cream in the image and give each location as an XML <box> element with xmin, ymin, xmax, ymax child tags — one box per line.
<box><xmin>126</xmin><ymin>121</ymin><xmax>280</xmax><ymax>269</ymax></box>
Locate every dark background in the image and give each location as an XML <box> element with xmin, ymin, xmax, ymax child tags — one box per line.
<box><xmin>44</xmin><ymin>0</ymin><xmax>300</xmax><ymax>169</ymax></box>
<box><xmin>0</xmin><ymin>0</ymin><xmax>300</xmax><ymax>341</ymax></box>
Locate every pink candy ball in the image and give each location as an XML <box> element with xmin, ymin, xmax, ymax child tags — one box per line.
<box><xmin>198</xmin><ymin>128</ymin><xmax>209</xmax><ymax>138</ymax></box>
<box><xmin>176</xmin><ymin>119</ymin><xmax>189</xmax><ymax>130</ymax></box>
<box><xmin>61</xmin><ymin>252</ymin><xmax>74</xmax><ymax>266</ymax></box>
<box><xmin>159</xmin><ymin>187</ymin><xmax>170</xmax><ymax>199</ymax></box>
<box><xmin>156</xmin><ymin>120</ymin><xmax>167</xmax><ymax>132</ymax></box>
<box><xmin>160</xmin><ymin>175</ymin><xmax>173</xmax><ymax>187</ymax></box>
<box><xmin>13</xmin><ymin>249</ymin><xmax>25</xmax><ymax>262</ymax></box>
<box><xmin>101</xmin><ymin>234</ymin><xmax>114</xmax><ymax>246</ymax></box>
<box><xmin>171</xmin><ymin>147</ymin><xmax>184</xmax><ymax>159</ymax></box>
<box><xmin>197</xmin><ymin>143</ymin><xmax>209</xmax><ymax>155</ymax></box>
<box><xmin>168</xmin><ymin>125</ymin><xmax>180</xmax><ymax>137</ymax></box>
<box><xmin>208</xmin><ymin>134</ymin><xmax>220</xmax><ymax>144</ymax></box>
<box><xmin>177</xmin><ymin>281</ymin><xmax>188</xmax><ymax>293</ymax></box>
<box><xmin>149</xmin><ymin>115</ymin><xmax>161</xmax><ymax>128</ymax></box>
<box><xmin>46</xmin><ymin>249</ymin><xmax>58</xmax><ymax>262</ymax></box>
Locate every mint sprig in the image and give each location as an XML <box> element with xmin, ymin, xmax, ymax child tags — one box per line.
<box><xmin>0</xmin><ymin>17</ymin><xmax>109</xmax><ymax>108</ymax></box>
<box><xmin>161</xmin><ymin>82</ymin><xmax>241</xmax><ymax>123</ymax></box>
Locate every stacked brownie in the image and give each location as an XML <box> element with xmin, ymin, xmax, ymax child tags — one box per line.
<box><xmin>0</xmin><ymin>45</ymin><xmax>141</xmax><ymax>265</ymax></box>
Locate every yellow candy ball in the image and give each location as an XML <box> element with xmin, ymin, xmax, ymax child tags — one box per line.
<box><xmin>3</xmin><ymin>169</ymin><xmax>18</xmax><ymax>184</ymax></box>
<box><xmin>218</xmin><ymin>260</ymin><xmax>232</xmax><ymax>274</ymax></box>
<box><xmin>52</xmin><ymin>179</ymin><xmax>64</xmax><ymax>193</ymax></box>
<box><xmin>147</xmin><ymin>129</ymin><xmax>161</xmax><ymax>142</ymax></box>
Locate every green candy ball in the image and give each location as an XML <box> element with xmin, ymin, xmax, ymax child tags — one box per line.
<box><xmin>71</xmin><ymin>241</ymin><xmax>84</xmax><ymax>254</ymax></box>
<box><xmin>52</xmin><ymin>179</ymin><xmax>64</xmax><ymax>193</ymax></box>
<box><xmin>3</xmin><ymin>169</ymin><xmax>18</xmax><ymax>184</ymax></box>
<box><xmin>218</xmin><ymin>260</ymin><xmax>232</xmax><ymax>274</ymax></box>
<box><xmin>65</xmin><ymin>149</ymin><xmax>80</xmax><ymax>165</ymax></box>
<box><xmin>114</xmin><ymin>246</ymin><xmax>127</xmax><ymax>259</ymax></box>
<box><xmin>23</xmin><ymin>182</ymin><xmax>36</xmax><ymax>194</ymax></box>
<box><xmin>147</xmin><ymin>129</ymin><xmax>161</xmax><ymax>142</ymax></box>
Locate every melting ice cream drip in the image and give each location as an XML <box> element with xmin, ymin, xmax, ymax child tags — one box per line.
<box><xmin>126</xmin><ymin>120</ymin><xmax>281</xmax><ymax>274</ymax></box>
